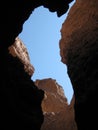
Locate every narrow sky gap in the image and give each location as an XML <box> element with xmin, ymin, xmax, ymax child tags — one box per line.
<box><xmin>19</xmin><ymin>1</ymin><xmax>75</xmax><ymax>104</ymax></box>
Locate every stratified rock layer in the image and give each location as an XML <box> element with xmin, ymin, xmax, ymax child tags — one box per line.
<box><xmin>60</xmin><ymin>0</ymin><xmax>98</xmax><ymax>129</ymax></box>
<box><xmin>35</xmin><ymin>78</ymin><xmax>77</xmax><ymax>130</ymax></box>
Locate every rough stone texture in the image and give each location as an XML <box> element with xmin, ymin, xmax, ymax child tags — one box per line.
<box><xmin>35</xmin><ymin>78</ymin><xmax>68</xmax><ymax>112</ymax></box>
<box><xmin>60</xmin><ymin>0</ymin><xmax>98</xmax><ymax>129</ymax></box>
<box><xmin>0</xmin><ymin>0</ymin><xmax>73</xmax><ymax>129</ymax></box>
<box><xmin>8</xmin><ymin>37</ymin><xmax>35</xmax><ymax>76</ymax></box>
<box><xmin>35</xmin><ymin>78</ymin><xmax>77</xmax><ymax>130</ymax></box>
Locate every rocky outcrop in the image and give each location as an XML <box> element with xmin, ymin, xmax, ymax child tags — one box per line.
<box><xmin>35</xmin><ymin>78</ymin><xmax>77</xmax><ymax>130</ymax></box>
<box><xmin>8</xmin><ymin>37</ymin><xmax>77</xmax><ymax>130</ymax></box>
<box><xmin>8</xmin><ymin>37</ymin><xmax>35</xmax><ymax>76</ymax></box>
<box><xmin>60</xmin><ymin>0</ymin><xmax>98</xmax><ymax>129</ymax></box>
<box><xmin>0</xmin><ymin>0</ymin><xmax>74</xmax><ymax>129</ymax></box>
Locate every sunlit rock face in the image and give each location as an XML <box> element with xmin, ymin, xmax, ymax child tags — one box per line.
<box><xmin>8</xmin><ymin>37</ymin><xmax>35</xmax><ymax>76</ymax></box>
<box><xmin>60</xmin><ymin>0</ymin><xmax>98</xmax><ymax>129</ymax></box>
<box><xmin>35</xmin><ymin>78</ymin><xmax>77</xmax><ymax>130</ymax></box>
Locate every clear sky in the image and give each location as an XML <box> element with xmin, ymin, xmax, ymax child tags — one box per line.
<box><xmin>19</xmin><ymin>1</ymin><xmax>75</xmax><ymax>104</ymax></box>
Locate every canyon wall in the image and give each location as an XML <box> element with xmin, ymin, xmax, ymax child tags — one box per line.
<box><xmin>60</xmin><ymin>0</ymin><xmax>98</xmax><ymax>129</ymax></box>
<box><xmin>9</xmin><ymin>38</ymin><xmax>77</xmax><ymax>130</ymax></box>
<box><xmin>1</xmin><ymin>0</ymin><xmax>98</xmax><ymax>130</ymax></box>
<box><xmin>1</xmin><ymin>37</ymin><xmax>44</xmax><ymax>129</ymax></box>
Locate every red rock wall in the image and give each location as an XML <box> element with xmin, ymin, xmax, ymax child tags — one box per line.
<box><xmin>60</xmin><ymin>0</ymin><xmax>98</xmax><ymax>129</ymax></box>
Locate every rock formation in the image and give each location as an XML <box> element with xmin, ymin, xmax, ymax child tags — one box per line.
<box><xmin>0</xmin><ymin>0</ymin><xmax>73</xmax><ymax>129</ymax></box>
<box><xmin>9</xmin><ymin>37</ymin><xmax>77</xmax><ymax>130</ymax></box>
<box><xmin>0</xmin><ymin>37</ymin><xmax>44</xmax><ymax>129</ymax></box>
<box><xmin>9</xmin><ymin>38</ymin><xmax>77</xmax><ymax>130</ymax></box>
<box><xmin>35</xmin><ymin>78</ymin><xmax>68</xmax><ymax>112</ymax></box>
<box><xmin>8</xmin><ymin>37</ymin><xmax>35</xmax><ymax>76</ymax></box>
<box><xmin>1</xmin><ymin>0</ymin><xmax>97</xmax><ymax>130</ymax></box>
<box><xmin>59</xmin><ymin>0</ymin><xmax>98</xmax><ymax>129</ymax></box>
<box><xmin>35</xmin><ymin>78</ymin><xmax>77</xmax><ymax>130</ymax></box>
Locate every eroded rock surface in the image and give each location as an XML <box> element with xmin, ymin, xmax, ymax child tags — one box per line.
<box><xmin>35</xmin><ymin>78</ymin><xmax>77</xmax><ymax>130</ymax></box>
<box><xmin>8</xmin><ymin>37</ymin><xmax>35</xmax><ymax>76</ymax></box>
<box><xmin>8</xmin><ymin>37</ymin><xmax>77</xmax><ymax>130</ymax></box>
<box><xmin>60</xmin><ymin>0</ymin><xmax>98</xmax><ymax>129</ymax></box>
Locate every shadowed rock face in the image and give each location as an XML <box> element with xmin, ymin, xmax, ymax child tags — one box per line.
<box><xmin>0</xmin><ymin>0</ymin><xmax>74</xmax><ymax>129</ymax></box>
<box><xmin>35</xmin><ymin>78</ymin><xmax>77</xmax><ymax>130</ymax></box>
<box><xmin>0</xmin><ymin>40</ymin><xmax>44</xmax><ymax>129</ymax></box>
<box><xmin>60</xmin><ymin>0</ymin><xmax>98</xmax><ymax>129</ymax></box>
<box><xmin>0</xmin><ymin>0</ymin><xmax>73</xmax><ymax>48</ymax></box>
<box><xmin>3</xmin><ymin>0</ymin><xmax>98</xmax><ymax>129</ymax></box>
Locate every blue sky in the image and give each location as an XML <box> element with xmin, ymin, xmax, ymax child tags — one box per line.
<box><xmin>19</xmin><ymin>1</ymin><xmax>75</xmax><ymax>104</ymax></box>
